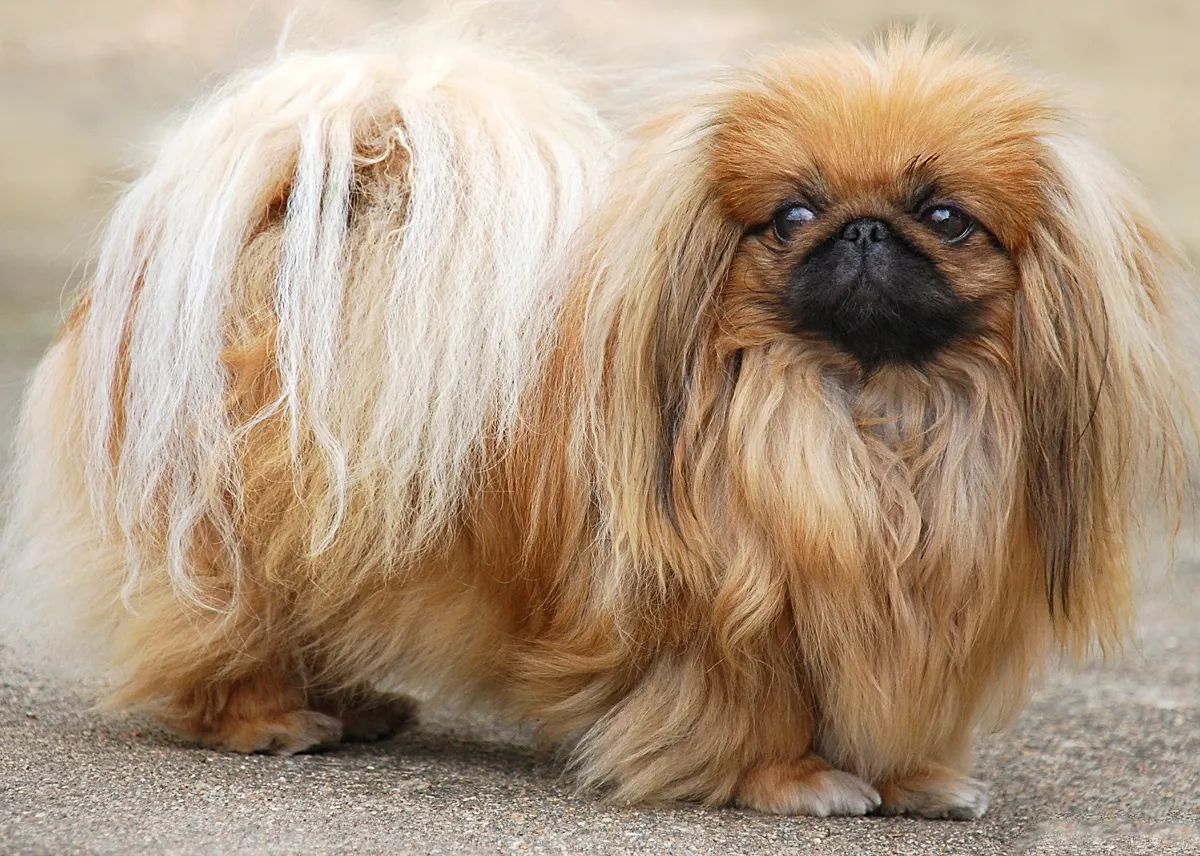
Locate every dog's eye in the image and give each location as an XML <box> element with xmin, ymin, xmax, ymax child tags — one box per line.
<box><xmin>772</xmin><ymin>204</ymin><xmax>817</xmax><ymax>242</ymax></box>
<box><xmin>920</xmin><ymin>206</ymin><xmax>974</xmax><ymax>244</ymax></box>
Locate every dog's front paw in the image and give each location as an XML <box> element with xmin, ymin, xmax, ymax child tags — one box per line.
<box><xmin>878</xmin><ymin>767</ymin><xmax>990</xmax><ymax>820</ymax></box>
<box><xmin>736</xmin><ymin>756</ymin><xmax>882</xmax><ymax>817</ymax></box>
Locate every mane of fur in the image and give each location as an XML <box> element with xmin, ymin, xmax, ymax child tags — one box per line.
<box><xmin>537</xmin><ymin>34</ymin><xmax>1199</xmax><ymax>795</ymax></box>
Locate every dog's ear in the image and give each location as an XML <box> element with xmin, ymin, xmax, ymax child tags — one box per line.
<box><xmin>576</xmin><ymin>109</ymin><xmax>742</xmax><ymax>571</ymax></box>
<box><xmin>1015</xmin><ymin>133</ymin><xmax>1195</xmax><ymax>647</ymax></box>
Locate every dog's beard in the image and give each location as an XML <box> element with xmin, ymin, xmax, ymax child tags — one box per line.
<box><xmin>683</xmin><ymin>341</ymin><xmax>1024</xmax><ymax>772</ymax></box>
<box><xmin>719</xmin><ymin>343</ymin><xmax>1019</xmax><ymax>574</ymax></box>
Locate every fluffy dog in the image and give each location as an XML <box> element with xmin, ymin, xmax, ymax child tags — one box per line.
<box><xmin>3</xmin><ymin>23</ymin><xmax>1196</xmax><ymax>820</ymax></box>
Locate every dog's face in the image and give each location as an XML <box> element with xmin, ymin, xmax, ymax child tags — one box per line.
<box><xmin>710</xmin><ymin>40</ymin><xmax>1052</xmax><ymax>369</ymax></box>
<box><xmin>584</xmin><ymin>32</ymin><xmax>1187</xmax><ymax>626</ymax></box>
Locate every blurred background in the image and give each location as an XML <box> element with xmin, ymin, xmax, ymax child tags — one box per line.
<box><xmin>1</xmin><ymin>0</ymin><xmax>1198</xmax><ymax>451</ymax></box>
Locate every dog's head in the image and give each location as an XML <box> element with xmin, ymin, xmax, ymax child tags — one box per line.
<box><xmin>578</xmin><ymin>31</ymin><xmax>1192</xmax><ymax>640</ymax></box>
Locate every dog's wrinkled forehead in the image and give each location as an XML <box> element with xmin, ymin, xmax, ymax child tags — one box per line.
<box><xmin>710</xmin><ymin>37</ymin><xmax>1056</xmax><ymax>250</ymax></box>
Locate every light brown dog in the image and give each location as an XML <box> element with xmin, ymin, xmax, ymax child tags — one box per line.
<box><xmin>3</xmin><ymin>25</ymin><xmax>1195</xmax><ymax>820</ymax></box>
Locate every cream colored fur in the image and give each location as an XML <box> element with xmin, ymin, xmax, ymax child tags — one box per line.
<box><xmin>1</xmin><ymin>23</ymin><xmax>611</xmax><ymax>666</ymax></box>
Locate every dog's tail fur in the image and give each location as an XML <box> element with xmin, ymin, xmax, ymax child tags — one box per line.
<box><xmin>0</xmin><ymin>20</ymin><xmax>611</xmax><ymax>675</ymax></box>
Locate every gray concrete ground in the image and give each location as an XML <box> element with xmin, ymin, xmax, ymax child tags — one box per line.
<box><xmin>2</xmin><ymin>1</ymin><xmax>1199</xmax><ymax>853</ymax></box>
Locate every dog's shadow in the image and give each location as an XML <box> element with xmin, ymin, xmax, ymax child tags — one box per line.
<box><xmin>373</xmin><ymin>710</ymin><xmax>560</xmax><ymax>774</ymax></box>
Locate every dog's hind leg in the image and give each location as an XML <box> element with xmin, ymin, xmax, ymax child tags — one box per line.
<box><xmin>166</xmin><ymin>671</ymin><xmax>345</xmax><ymax>756</ymax></box>
<box><xmin>312</xmin><ymin>687</ymin><xmax>418</xmax><ymax>743</ymax></box>
<box><xmin>107</xmin><ymin>590</ymin><xmax>419</xmax><ymax>754</ymax></box>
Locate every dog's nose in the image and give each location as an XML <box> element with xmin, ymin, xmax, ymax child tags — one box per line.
<box><xmin>840</xmin><ymin>218</ymin><xmax>890</xmax><ymax>247</ymax></box>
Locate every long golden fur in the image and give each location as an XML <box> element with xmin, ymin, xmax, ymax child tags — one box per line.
<box><xmin>2</xmin><ymin>21</ymin><xmax>1196</xmax><ymax>820</ymax></box>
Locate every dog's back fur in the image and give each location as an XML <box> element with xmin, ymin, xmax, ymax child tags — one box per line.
<box><xmin>0</xmin><ymin>24</ymin><xmax>611</xmax><ymax>690</ymax></box>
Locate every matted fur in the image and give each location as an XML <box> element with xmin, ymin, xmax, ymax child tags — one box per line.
<box><xmin>2</xmin><ymin>24</ymin><xmax>1196</xmax><ymax>819</ymax></box>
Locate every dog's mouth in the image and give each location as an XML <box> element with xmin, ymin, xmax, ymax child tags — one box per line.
<box><xmin>784</xmin><ymin>217</ymin><xmax>976</xmax><ymax>366</ymax></box>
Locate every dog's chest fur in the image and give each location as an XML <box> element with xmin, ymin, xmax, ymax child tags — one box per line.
<box><xmin>735</xmin><ymin>359</ymin><xmax>1026</xmax><ymax>774</ymax></box>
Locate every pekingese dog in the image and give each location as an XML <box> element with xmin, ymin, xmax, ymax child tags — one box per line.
<box><xmin>3</xmin><ymin>20</ymin><xmax>1196</xmax><ymax>821</ymax></box>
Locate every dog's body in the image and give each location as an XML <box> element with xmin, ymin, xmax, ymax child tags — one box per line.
<box><xmin>3</xmin><ymin>24</ymin><xmax>1196</xmax><ymax>820</ymax></box>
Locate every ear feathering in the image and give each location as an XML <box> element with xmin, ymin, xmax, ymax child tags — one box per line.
<box><xmin>576</xmin><ymin>104</ymin><xmax>742</xmax><ymax>591</ymax></box>
<box><xmin>1016</xmin><ymin>130</ymin><xmax>1198</xmax><ymax>651</ymax></box>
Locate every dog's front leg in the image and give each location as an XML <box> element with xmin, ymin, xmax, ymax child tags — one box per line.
<box><xmin>559</xmin><ymin>648</ymin><xmax>878</xmax><ymax>816</ymax></box>
<box><xmin>734</xmin><ymin>755</ymin><xmax>882</xmax><ymax>816</ymax></box>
